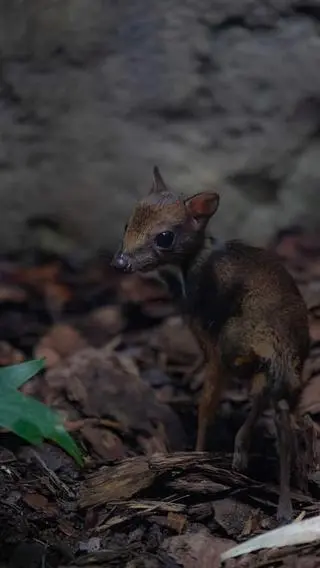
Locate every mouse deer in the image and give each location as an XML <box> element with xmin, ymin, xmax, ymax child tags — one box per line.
<box><xmin>112</xmin><ymin>166</ymin><xmax>311</xmax><ymax>523</ymax></box>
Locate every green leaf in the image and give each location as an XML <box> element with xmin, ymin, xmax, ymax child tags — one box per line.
<box><xmin>0</xmin><ymin>359</ymin><xmax>45</xmax><ymax>390</ymax></box>
<box><xmin>0</xmin><ymin>359</ymin><xmax>83</xmax><ymax>466</ymax></box>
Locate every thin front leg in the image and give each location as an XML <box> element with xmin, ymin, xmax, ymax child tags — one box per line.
<box><xmin>274</xmin><ymin>398</ymin><xmax>293</xmax><ymax>523</ymax></box>
<box><xmin>195</xmin><ymin>352</ymin><xmax>224</xmax><ymax>451</ymax></box>
<box><xmin>232</xmin><ymin>372</ymin><xmax>267</xmax><ymax>471</ymax></box>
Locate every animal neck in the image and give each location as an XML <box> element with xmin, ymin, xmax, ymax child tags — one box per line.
<box><xmin>159</xmin><ymin>234</ymin><xmax>222</xmax><ymax>301</ymax></box>
<box><xmin>181</xmin><ymin>234</ymin><xmax>219</xmax><ymax>279</ymax></box>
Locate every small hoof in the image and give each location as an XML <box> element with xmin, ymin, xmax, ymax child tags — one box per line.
<box><xmin>276</xmin><ymin>501</ymin><xmax>293</xmax><ymax>525</ymax></box>
<box><xmin>232</xmin><ymin>449</ymin><xmax>248</xmax><ymax>472</ymax></box>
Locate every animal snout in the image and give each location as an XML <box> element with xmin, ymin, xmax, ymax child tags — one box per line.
<box><xmin>111</xmin><ymin>251</ymin><xmax>132</xmax><ymax>272</ymax></box>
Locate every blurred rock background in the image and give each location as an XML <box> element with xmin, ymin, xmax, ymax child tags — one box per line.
<box><xmin>0</xmin><ymin>0</ymin><xmax>319</xmax><ymax>254</ymax></box>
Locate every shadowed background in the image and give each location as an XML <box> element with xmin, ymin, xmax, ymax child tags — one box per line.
<box><xmin>0</xmin><ymin>0</ymin><xmax>319</xmax><ymax>254</ymax></box>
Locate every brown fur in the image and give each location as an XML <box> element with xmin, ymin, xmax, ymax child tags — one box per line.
<box><xmin>124</xmin><ymin>200</ymin><xmax>186</xmax><ymax>252</ymax></box>
<box><xmin>112</xmin><ymin>166</ymin><xmax>312</xmax><ymax>523</ymax></box>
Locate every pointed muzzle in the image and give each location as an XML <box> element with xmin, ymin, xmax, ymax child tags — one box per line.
<box><xmin>111</xmin><ymin>251</ymin><xmax>133</xmax><ymax>273</ymax></box>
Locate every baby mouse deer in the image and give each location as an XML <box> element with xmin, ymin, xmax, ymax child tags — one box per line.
<box><xmin>112</xmin><ymin>166</ymin><xmax>311</xmax><ymax>523</ymax></box>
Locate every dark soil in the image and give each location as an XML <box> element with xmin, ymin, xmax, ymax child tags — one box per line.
<box><xmin>0</xmin><ymin>226</ymin><xmax>319</xmax><ymax>568</ymax></box>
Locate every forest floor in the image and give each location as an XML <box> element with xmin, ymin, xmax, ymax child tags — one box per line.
<box><xmin>0</xmin><ymin>227</ymin><xmax>319</xmax><ymax>568</ymax></box>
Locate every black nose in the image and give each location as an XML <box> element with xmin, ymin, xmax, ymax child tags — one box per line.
<box><xmin>112</xmin><ymin>252</ymin><xmax>132</xmax><ymax>272</ymax></box>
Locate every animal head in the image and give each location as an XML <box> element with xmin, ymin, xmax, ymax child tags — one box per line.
<box><xmin>112</xmin><ymin>166</ymin><xmax>220</xmax><ymax>273</ymax></box>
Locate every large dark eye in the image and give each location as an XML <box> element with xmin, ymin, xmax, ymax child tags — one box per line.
<box><xmin>155</xmin><ymin>231</ymin><xmax>175</xmax><ymax>249</ymax></box>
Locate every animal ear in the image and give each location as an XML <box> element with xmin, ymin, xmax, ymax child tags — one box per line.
<box><xmin>149</xmin><ymin>166</ymin><xmax>168</xmax><ymax>194</ymax></box>
<box><xmin>184</xmin><ymin>192</ymin><xmax>220</xmax><ymax>219</ymax></box>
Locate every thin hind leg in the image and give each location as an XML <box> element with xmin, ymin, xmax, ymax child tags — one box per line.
<box><xmin>274</xmin><ymin>398</ymin><xmax>293</xmax><ymax>523</ymax></box>
<box><xmin>232</xmin><ymin>372</ymin><xmax>267</xmax><ymax>471</ymax></box>
<box><xmin>196</xmin><ymin>352</ymin><xmax>226</xmax><ymax>451</ymax></box>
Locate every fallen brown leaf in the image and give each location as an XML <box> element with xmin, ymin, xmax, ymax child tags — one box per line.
<box><xmin>0</xmin><ymin>342</ymin><xmax>25</xmax><ymax>367</ymax></box>
<box><xmin>44</xmin><ymin>347</ymin><xmax>186</xmax><ymax>453</ymax></box>
<box><xmin>44</xmin><ymin>281</ymin><xmax>73</xmax><ymax>313</ymax></box>
<box><xmin>33</xmin><ymin>346</ymin><xmax>61</xmax><ymax>369</ymax></box>
<box><xmin>58</xmin><ymin>518</ymin><xmax>75</xmax><ymax>537</ymax></box>
<box><xmin>162</xmin><ymin>527</ymin><xmax>235</xmax><ymax>568</ymax></box>
<box><xmin>213</xmin><ymin>499</ymin><xmax>260</xmax><ymax>539</ymax></box>
<box><xmin>12</xmin><ymin>262</ymin><xmax>61</xmax><ymax>290</ymax></box>
<box><xmin>34</xmin><ymin>323</ymin><xmax>87</xmax><ymax>361</ymax></box>
<box><xmin>81</xmin><ymin>424</ymin><xmax>127</xmax><ymax>460</ymax></box>
<box><xmin>167</xmin><ymin>512</ymin><xmax>187</xmax><ymax>534</ymax></box>
<box><xmin>23</xmin><ymin>492</ymin><xmax>58</xmax><ymax>515</ymax></box>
